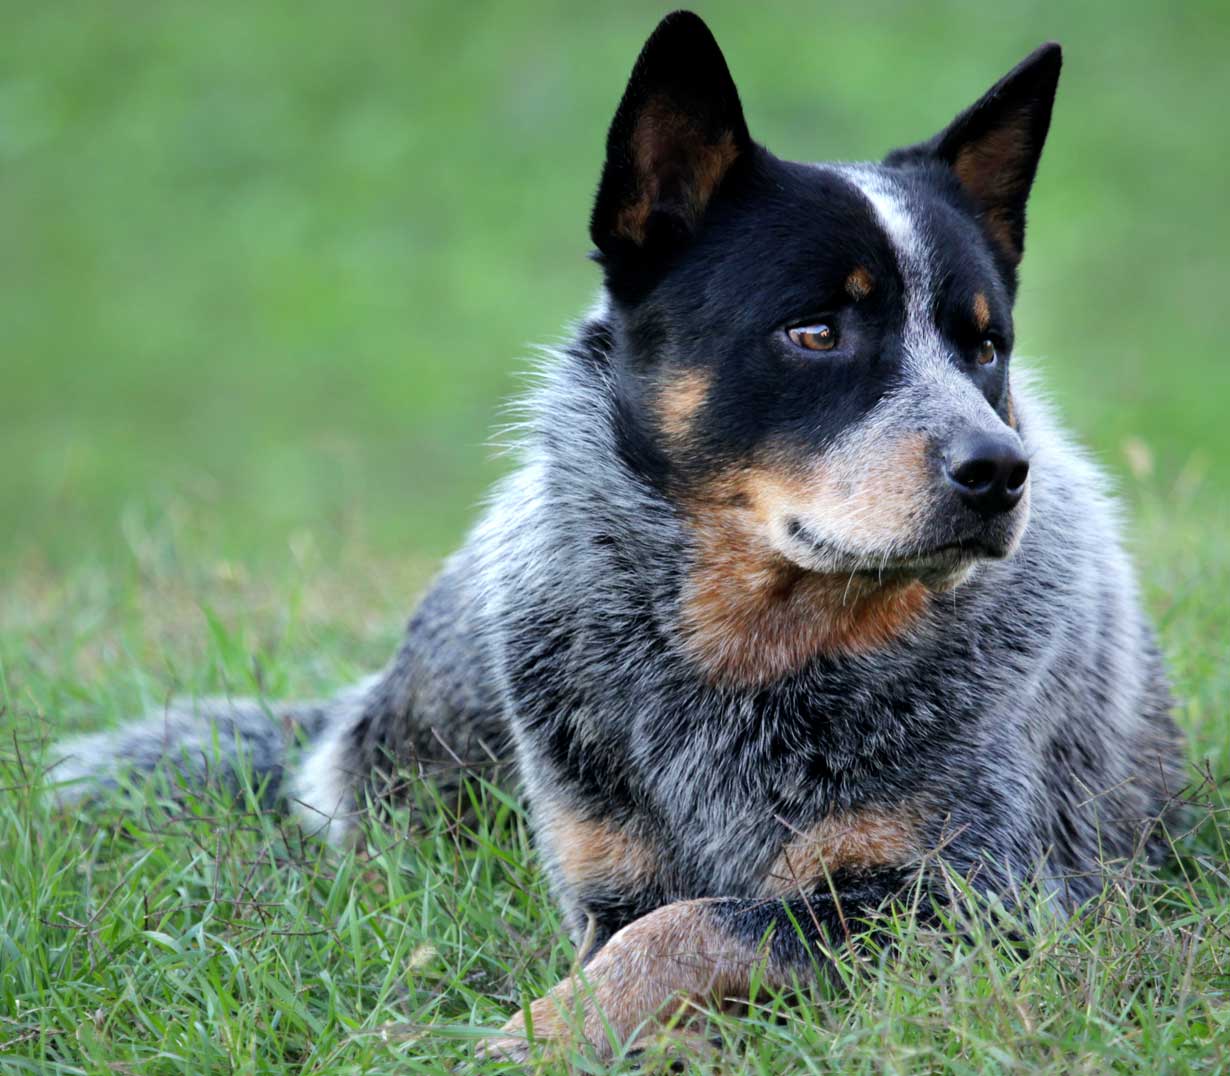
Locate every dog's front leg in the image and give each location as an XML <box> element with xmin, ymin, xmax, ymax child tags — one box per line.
<box><xmin>477</xmin><ymin>869</ymin><xmax>921</xmax><ymax>1061</ymax></box>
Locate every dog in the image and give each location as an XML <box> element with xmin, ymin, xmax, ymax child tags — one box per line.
<box><xmin>54</xmin><ymin>10</ymin><xmax>1186</xmax><ymax>1061</ymax></box>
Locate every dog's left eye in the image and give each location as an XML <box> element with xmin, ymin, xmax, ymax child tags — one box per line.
<box><xmin>976</xmin><ymin>339</ymin><xmax>997</xmax><ymax>366</ymax></box>
<box><xmin>786</xmin><ymin>323</ymin><xmax>838</xmax><ymax>352</ymax></box>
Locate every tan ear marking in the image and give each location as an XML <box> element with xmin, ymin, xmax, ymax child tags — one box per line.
<box><xmin>952</xmin><ymin>121</ymin><xmax>1032</xmax><ymax>263</ymax></box>
<box><xmin>952</xmin><ymin>123</ymin><xmax>1030</xmax><ymax>199</ymax></box>
<box><xmin>612</xmin><ymin>97</ymin><xmax>741</xmax><ymax>245</ymax></box>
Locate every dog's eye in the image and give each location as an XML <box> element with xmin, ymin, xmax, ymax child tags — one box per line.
<box><xmin>786</xmin><ymin>323</ymin><xmax>838</xmax><ymax>352</ymax></box>
<box><xmin>976</xmin><ymin>339</ymin><xmax>997</xmax><ymax>366</ymax></box>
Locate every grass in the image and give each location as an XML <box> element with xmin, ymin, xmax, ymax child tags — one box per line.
<box><xmin>3</xmin><ymin>0</ymin><xmax>1230</xmax><ymax>1071</ymax></box>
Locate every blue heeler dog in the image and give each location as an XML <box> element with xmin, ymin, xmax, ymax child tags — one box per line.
<box><xmin>55</xmin><ymin>11</ymin><xmax>1185</xmax><ymax>1060</ymax></box>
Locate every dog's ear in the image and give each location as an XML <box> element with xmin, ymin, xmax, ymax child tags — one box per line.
<box><xmin>886</xmin><ymin>44</ymin><xmax>1062</xmax><ymax>266</ymax></box>
<box><xmin>591</xmin><ymin>11</ymin><xmax>751</xmax><ymax>263</ymax></box>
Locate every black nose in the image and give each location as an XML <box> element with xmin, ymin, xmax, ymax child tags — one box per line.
<box><xmin>944</xmin><ymin>431</ymin><xmax>1030</xmax><ymax>516</ymax></box>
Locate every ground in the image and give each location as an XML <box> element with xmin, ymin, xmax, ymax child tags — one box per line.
<box><xmin>2</xmin><ymin>1</ymin><xmax>1229</xmax><ymax>1072</ymax></box>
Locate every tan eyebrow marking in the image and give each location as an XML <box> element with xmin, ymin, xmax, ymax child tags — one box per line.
<box><xmin>845</xmin><ymin>266</ymin><xmax>874</xmax><ymax>300</ymax></box>
<box><xmin>972</xmin><ymin>292</ymin><xmax>991</xmax><ymax>333</ymax></box>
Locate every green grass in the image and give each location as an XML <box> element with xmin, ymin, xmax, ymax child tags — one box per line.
<box><xmin>3</xmin><ymin>0</ymin><xmax>1230</xmax><ymax>1071</ymax></box>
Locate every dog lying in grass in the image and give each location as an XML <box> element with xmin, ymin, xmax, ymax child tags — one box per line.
<box><xmin>55</xmin><ymin>10</ymin><xmax>1185</xmax><ymax>1061</ymax></box>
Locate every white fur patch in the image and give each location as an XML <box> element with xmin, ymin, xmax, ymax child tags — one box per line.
<box><xmin>46</xmin><ymin>731</ymin><xmax>115</xmax><ymax>805</ymax></box>
<box><xmin>291</xmin><ymin>725</ymin><xmax>357</xmax><ymax>846</ymax></box>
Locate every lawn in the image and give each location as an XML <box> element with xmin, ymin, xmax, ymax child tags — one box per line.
<box><xmin>2</xmin><ymin>1</ymin><xmax>1229</xmax><ymax>1072</ymax></box>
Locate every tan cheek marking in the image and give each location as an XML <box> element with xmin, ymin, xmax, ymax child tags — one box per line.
<box><xmin>817</xmin><ymin>432</ymin><xmax>933</xmax><ymax>550</ymax></box>
<box><xmin>762</xmin><ymin>808</ymin><xmax>919</xmax><ymax>897</ymax></box>
<box><xmin>542</xmin><ymin>809</ymin><xmax>657</xmax><ymax>892</ymax></box>
<box><xmin>481</xmin><ymin>900</ymin><xmax>778</xmax><ymax>1061</ymax></box>
<box><xmin>972</xmin><ymin>292</ymin><xmax>991</xmax><ymax>333</ymax></box>
<box><xmin>614</xmin><ymin>98</ymin><xmax>740</xmax><ymax>245</ymax></box>
<box><xmin>845</xmin><ymin>266</ymin><xmax>874</xmax><ymax>300</ymax></box>
<box><xmin>1005</xmin><ymin>391</ymin><xmax>1018</xmax><ymax>430</ymax></box>
<box><xmin>656</xmin><ymin>368</ymin><xmax>711</xmax><ymax>441</ymax></box>
<box><xmin>677</xmin><ymin>462</ymin><xmax>929</xmax><ymax>687</ymax></box>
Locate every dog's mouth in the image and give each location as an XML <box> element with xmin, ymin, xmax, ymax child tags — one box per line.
<box><xmin>783</xmin><ymin>517</ymin><xmax>1016</xmax><ymax>582</ymax></box>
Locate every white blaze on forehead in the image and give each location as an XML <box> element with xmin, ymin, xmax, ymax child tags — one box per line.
<box><xmin>836</xmin><ymin>166</ymin><xmax>935</xmax><ymax>327</ymax></box>
<box><xmin>821</xmin><ymin>164</ymin><xmax>1006</xmax><ymax>431</ymax></box>
<box><xmin>843</xmin><ymin>168</ymin><xmax>926</xmax><ymax>276</ymax></box>
<box><xmin>826</xmin><ymin>164</ymin><xmax>955</xmax><ymax>381</ymax></box>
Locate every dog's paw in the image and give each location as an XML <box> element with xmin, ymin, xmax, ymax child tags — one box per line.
<box><xmin>473</xmin><ymin>993</ymin><xmax>574</xmax><ymax>1063</ymax></box>
<box><xmin>473</xmin><ymin>1031</ymin><xmax>533</xmax><ymax>1063</ymax></box>
<box><xmin>472</xmin><ymin>901</ymin><xmax>752</xmax><ymax>1063</ymax></box>
<box><xmin>472</xmin><ymin>983</ymin><xmax>583</xmax><ymax>1062</ymax></box>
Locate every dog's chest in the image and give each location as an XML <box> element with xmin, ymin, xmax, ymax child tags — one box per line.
<box><xmin>577</xmin><ymin>686</ymin><xmax>930</xmax><ymax>898</ymax></box>
<box><xmin>506</xmin><ymin>616</ymin><xmax>965</xmax><ymax>915</ymax></box>
<box><xmin>633</xmin><ymin>727</ymin><xmax>921</xmax><ymax>898</ymax></box>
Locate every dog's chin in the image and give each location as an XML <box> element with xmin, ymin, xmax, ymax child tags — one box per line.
<box><xmin>777</xmin><ymin>515</ymin><xmax>1027</xmax><ymax>591</ymax></box>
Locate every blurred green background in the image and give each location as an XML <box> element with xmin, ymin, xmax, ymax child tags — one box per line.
<box><xmin>3</xmin><ymin>0</ymin><xmax>1228</xmax><ymax>572</ymax></box>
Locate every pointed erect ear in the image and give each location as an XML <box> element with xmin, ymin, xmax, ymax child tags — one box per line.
<box><xmin>886</xmin><ymin>43</ymin><xmax>1062</xmax><ymax>266</ymax></box>
<box><xmin>591</xmin><ymin>11</ymin><xmax>752</xmax><ymax>260</ymax></box>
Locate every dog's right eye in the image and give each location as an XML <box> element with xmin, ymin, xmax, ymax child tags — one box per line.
<box><xmin>786</xmin><ymin>323</ymin><xmax>838</xmax><ymax>352</ymax></box>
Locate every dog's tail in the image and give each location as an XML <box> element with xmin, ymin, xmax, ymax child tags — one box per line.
<box><xmin>47</xmin><ymin>676</ymin><xmax>378</xmax><ymax>824</ymax></box>
<box><xmin>48</xmin><ymin>559</ymin><xmax>512</xmax><ymax>843</ymax></box>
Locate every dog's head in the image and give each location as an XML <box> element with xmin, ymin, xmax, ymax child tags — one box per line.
<box><xmin>587</xmin><ymin>13</ymin><xmax>1061</xmax><ymax>684</ymax></box>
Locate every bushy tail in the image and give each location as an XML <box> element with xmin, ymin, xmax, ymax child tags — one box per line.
<box><xmin>47</xmin><ymin>684</ymin><xmax>368</xmax><ymax>810</ymax></box>
<box><xmin>47</xmin><ymin>560</ymin><xmax>511</xmax><ymax>841</ymax></box>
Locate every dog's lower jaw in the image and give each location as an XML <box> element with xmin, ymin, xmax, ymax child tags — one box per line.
<box><xmin>920</xmin><ymin>560</ymin><xmax>979</xmax><ymax>592</ymax></box>
<box><xmin>779</xmin><ymin>480</ymin><xmax>1032</xmax><ymax>581</ymax></box>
